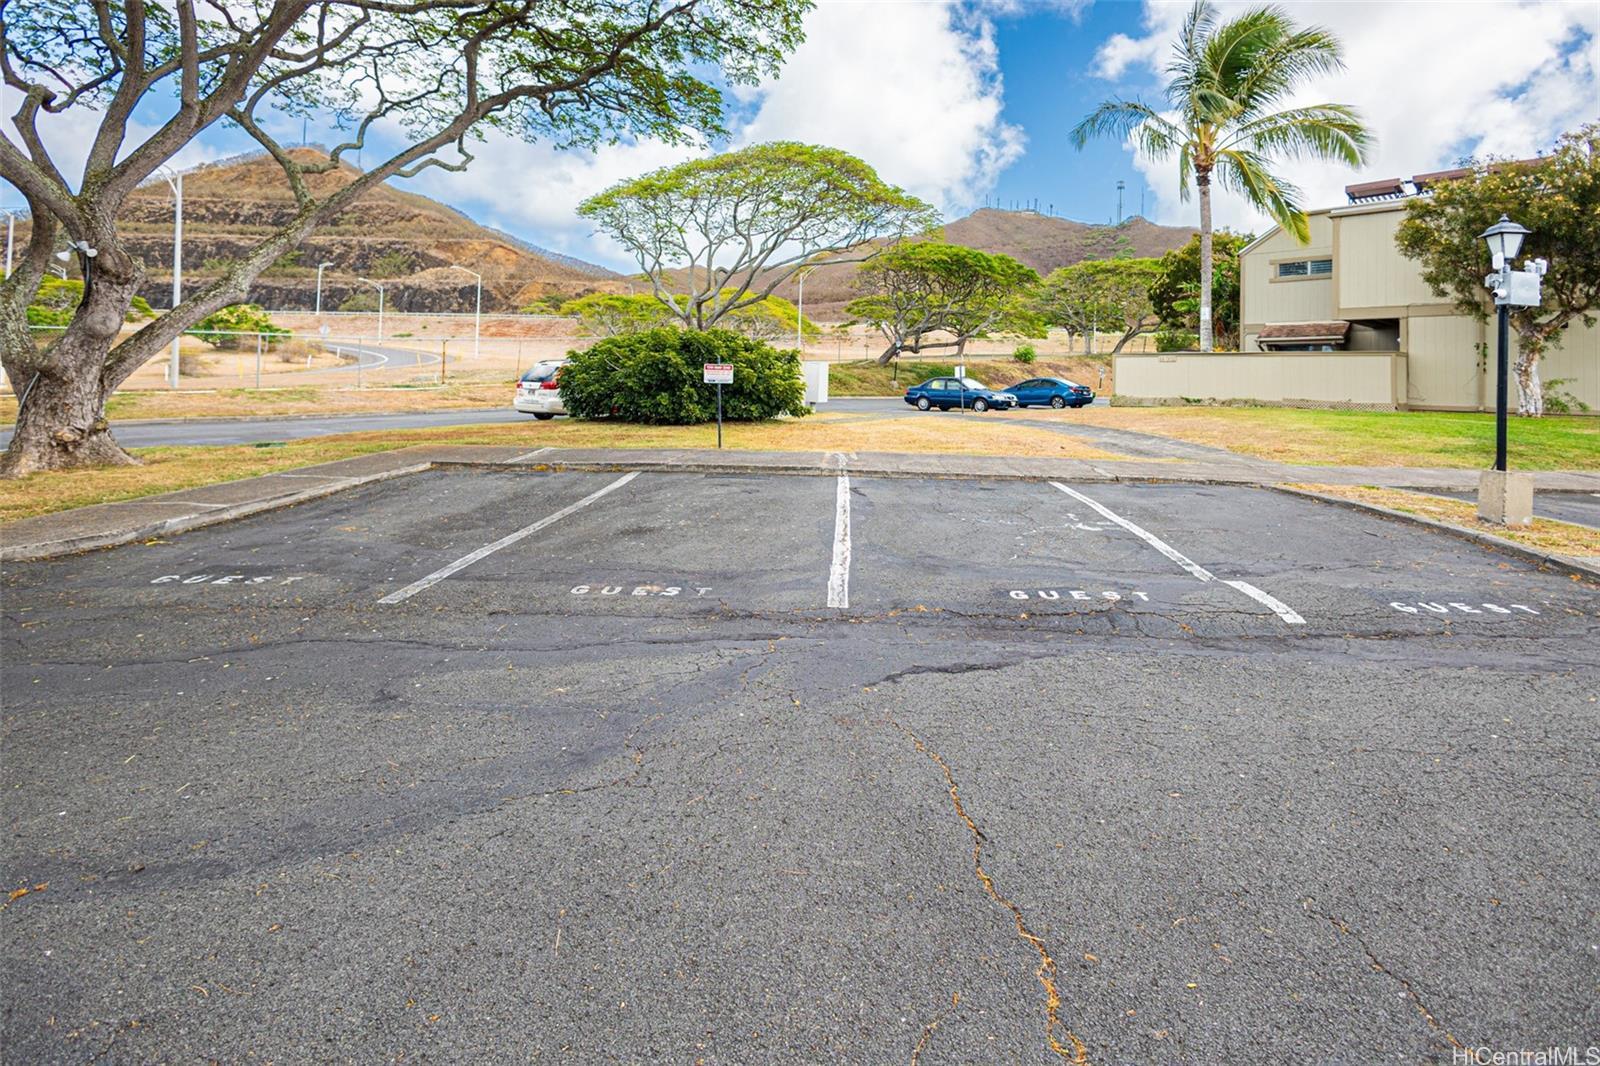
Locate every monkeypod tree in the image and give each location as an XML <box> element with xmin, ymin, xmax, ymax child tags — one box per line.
<box><xmin>579</xmin><ymin>142</ymin><xmax>940</xmax><ymax>332</ymax></box>
<box><xmin>1395</xmin><ymin>125</ymin><xmax>1600</xmax><ymax>417</ymax></box>
<box><xmin>1031</xmin><ymin>258</ymin><xmax>1161</xmax><ymax>354</ymax></box>
<box><xmin>1072</xmin><ymin>0</ymin><xmax>1370</xmax><ymax>351</ymax></box>
<box><xmin>0</xmin><ymin>0</ymin><xmax>809</xmax><ymax>475</ymax></box>
<box><xmin>844</xmin><ymin>242</ymin><xmax>1042</xmax><ymax>365</ymax></box>
<box><xmin>560</xmin><ymin>293</ymin><xmax>677</xmax><ymax>338</ymax></box>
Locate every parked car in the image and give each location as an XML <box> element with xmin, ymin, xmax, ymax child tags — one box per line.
<box><xmin>903</xmin><ymin>376</ymin><xmax>1018</xmax><ymax>412</ymax></box>
<box><xmin>514</xmin><ymin>360</ymin><xmax>568</xmax><ymax>419</ymax></box>
<box><xmin>1010</xmin><ymin>377</ymin><xmax>1095</xmax><ymax>409</ymax></box>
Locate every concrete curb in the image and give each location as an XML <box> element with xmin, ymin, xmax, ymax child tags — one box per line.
<box><xmin>1271</xmin><ymin>485</ymin><xmax>1600</xmax><ymax>583</ymax></box>
<box><xmin>0</xmin><ymin>462</ymin><xmax>431</xmax><ymax>563</ymax></box>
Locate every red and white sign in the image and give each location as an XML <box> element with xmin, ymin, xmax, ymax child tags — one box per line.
<box><xmin>703</xmin><ymin>363</ymin><xmax>734</xmax><ymax>385</ymax></box>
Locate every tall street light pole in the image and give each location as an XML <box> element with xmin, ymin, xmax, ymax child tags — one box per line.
<box><xmin>1476</xmin><ymin>213</ymin><xmax>1542</xmax><ymax>526</ymax></box>
<box><xmin>315</xmin><ymin>261</ymin><xmax>333</xmax><ymax>315</ymax></box>
<box><xmin>448</xmin><ymin>264</ymin><xmax>482</xmax><ymax>360</ymax></box>
<box><xmin>159</xmin><ymin>168</ymin><xmax>183</xmax><ymax>388</ymax></box>
<box><xmin>358</xmin><ymin>276</ymin><xmax>385</xmax><ymax>341</ymax></box>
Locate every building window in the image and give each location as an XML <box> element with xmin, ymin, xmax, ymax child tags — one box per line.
<box><xmin>1276</xmin><ymin>258</ymin><xmax>1332</xmax><ymax>278</ymax></box>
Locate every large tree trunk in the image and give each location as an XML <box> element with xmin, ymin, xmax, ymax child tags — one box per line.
<box><xmin>2</xmin><ymin>245</ymin><xmax>145</xmax><ymax>476</ymax></box>
<box><xmin>1514</xmin><ymin>350</ymin><xmax>1543</xmax><ymax>417</ymax></box>
<box><xmin>1197</xmin><ymin>170</ymin><xmax>1214</xmax><ymax>353</ymax></box>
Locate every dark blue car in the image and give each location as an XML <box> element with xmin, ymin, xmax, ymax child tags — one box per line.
<box><xmin>903</xmin><ymin>376</ymin><xmax>1018</xmax><ymax>412</ymax></box>
<box><xmin>1009</xmin><ymin>376</ymin><xmax>1095</xmax><ymax>409</ymax></box>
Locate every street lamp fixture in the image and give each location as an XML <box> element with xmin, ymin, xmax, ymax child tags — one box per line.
<box><xmin>357</xmin><ymin>276</ymin><xmax>385</xmax><ymax>340</ymax></box>
<box><xmin>1478</xmin><ymin>213</ymin><xmax>1529</xmax><ymax>268</ymax></box>
<box><xmin>447</xmin><ymin>264</ymin><xmax>482</xmax><ymax>360</ymax></box>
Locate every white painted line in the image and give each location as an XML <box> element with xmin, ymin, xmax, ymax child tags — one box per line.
<box><xmin>507</xmin><ymin>447</ymin><xmax>554</xmax><ymax>464</ymax></box>
<box><xmin>1222</xmin><ymin>579</ymin><xmax>1306</xmax><ymax>625</ymax></box>
<box><xmin>1050</xmin><ymin>482</ymin><xmax>1214</xmax><ymax>583</ymax></box>
<box><xmin>827</xmin><ymin>472</ymin><xmax>852</xmax><ymax>609</ymax></box>
<box><xmin>378</xmin><ymin>472</ymin><xmax>639</xmax><ymax>604</ymax></box>
<box><xmin>1049</xmin><ymin>482</ymin><xmax>1304</xmax><ymax>625</ymax></box>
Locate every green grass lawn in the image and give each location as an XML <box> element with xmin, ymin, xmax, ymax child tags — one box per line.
<box><xmin>1078</xmin><ymin>406</ymin><xmax>1598</xmax><ymax>470</ymax></box>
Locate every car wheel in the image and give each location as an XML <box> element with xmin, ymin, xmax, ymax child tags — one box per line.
<box><xmin>534</xmin><ymin>413</ymin><xmax>556</xmax><ymax>421</ymax></box>
<box><xmin>916</xmin><ymin>396</ymin><xmax>931</xmax><ymax>411</ymax></box>
<box><xmin>1050</xmin><ymin>395</ymin><xmax>1066</xmax><ymax>409</ymax></box>
<box><xmin>972</xmin><ymin>398</ymin><xmax>989</xmax><ymax>413</ymax></box>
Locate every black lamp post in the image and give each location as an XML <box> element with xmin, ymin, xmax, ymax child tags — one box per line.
<box><xmin>1477</xmin><ymin>214</ymin><xmax>1529</xmax><ymax>472</ymax></box>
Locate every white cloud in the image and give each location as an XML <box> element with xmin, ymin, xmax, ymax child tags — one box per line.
<box><xmin>412</xmin><ymin>0</ymin><xmax>1029</xmax><ymax>270</ymax></box>
<box><xmin>1093</xmin><ymin>2</ymin><xmax>1600</xmax><ymax>239</ymax></box>
<box><xmin>735</xmin><ymin>0</ymin><xmax>1026</xmax><ymax>218</ymax></box>
<box><xmin>404</xmin><ymin>136</ymin><xmax>703</xmax><ymax>270</ymax></box>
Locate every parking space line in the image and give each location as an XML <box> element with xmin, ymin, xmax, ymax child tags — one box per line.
<box><xmin>507</xmin><ymin>447</ymin><xmax>553</xmax><ymax>464</ymax></box>
<box><xmin>1221</xmin><ymin>579</ymin><xmax>1306</xmax><ymax>625</ymax></box>
<box><xmin>1049</xmin><ymin>482</ymin><xmax>1304</xmax><ymax>625</ymax></box>
<box><xmin>828</xmin><ymin>471</ymin><xmax>852</xmax><ymax>609</ymax></box>
<box><xmin>378</xmin><ymin>472</ymin><xmax>640</xmax><ymax>604</ymax></box>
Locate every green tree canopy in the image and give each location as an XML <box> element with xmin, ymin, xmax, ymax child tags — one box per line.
<box><xmin>1396</xmin><ymin>125</ymin><xmax>1600</xmax><ymax>416</ymax></box>
<box><xmin>1071</xmin><ymin>0</ymin><xmax>1370</xmax><ymax>351</ymax></box>
<box><xmin>560</xmin><ymin>293</ymin><xmax>676</xmax><ymax>338</ymax></box>
<box><xmin>845</xmin><ymin>242</ymin><xmax>1042</xmax><ymax>365</ymax></box>
<box><xmin>1148</xmin><ymin>231</ymin><xmax>1252</xmax><ymax>350</ymax></box>
<box><xmin>580</xmin><ymin>143</ymin><xmax>940</xmax><ymax>332</ymax></box>
<box><xmin>1</xmin><ymin>0</ymin><xmax>811</xmax><ymax>475</ymax></box>
<box><xmin>192</xmin><ymin>304</ymin><xmax>289</xmax><ymax>350</ymax></box>
<box><xmin>561</xmin><ymin>290</ymin><xmax>821</xmax><ymax>344</ymax></box>
<box><xmin>1031</xmin><ymin>258</ymin><xmax>1162</xmax><ymax>354</ymax></box>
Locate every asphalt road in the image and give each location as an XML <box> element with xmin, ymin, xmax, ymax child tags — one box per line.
<box><xmin>0</xmin><ymin>396</ymin><xmax>1109</xmax><ymax>450</ymax></box>
<box><xmin>3</xmin><ymin>468</ymin><xmax>1596</xmax><ymax>1063</ymax></box>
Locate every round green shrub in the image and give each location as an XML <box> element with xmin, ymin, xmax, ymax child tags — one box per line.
<box><xmin>1155</xmin><ymin>330</ymin><xmax>1199</xmax><ymax>352</ymax></box>
<box><xmin>1012</xmin><ymin>344</ymin><xmax>1037</xmax><ymax>364</ymax></box>
<box><xmin>560</xmin><ymin>327</ymin><xmax>808</xmax><ymax>424</ymax></box>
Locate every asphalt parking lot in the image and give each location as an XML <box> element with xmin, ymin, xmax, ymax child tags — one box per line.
<box><xmin>3</xmin><ymin>466</ymin><xmax>1597</xmax><ymax>1063</ymax></box>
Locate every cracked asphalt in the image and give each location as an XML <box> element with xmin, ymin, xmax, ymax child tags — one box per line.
<box><xmin>3</xmin><ymin>468</ymin><xmax>1597</xmax><ymax>1064</ymax></box>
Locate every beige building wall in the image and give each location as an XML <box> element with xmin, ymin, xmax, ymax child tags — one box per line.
<box><xmin>1331</xmin><ymin>208</ymin><xmax>1441</xmax><ymax>313</ymax></box>
<box><xmin>1529</xmin><ymin>317</ymin><xmax>1600</xmax><ymax>412</ymax></box>
<box><xmin>1405</xmin><ymin>314</ymin><xmax>1484</xmax><ymax>410</ymax></box>
<box><xmin>1240</xmin><ymin>212</ymin><xmax>1335</xmax><ymax>349</ymax></box>
<box><xmin>1115</xmin><ymin>352</ymin><xmax>1404</xmax><ymax>407</ymax></box>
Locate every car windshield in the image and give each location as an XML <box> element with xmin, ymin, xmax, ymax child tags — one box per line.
<box><xmin>958</xmin><ymin>377</ymin><xmax>984</xmax><ymax>389</ymax></box>
<box><xmin>521</xmin><ymin>364</ymin><xmax>562</xmax><ymax>383</ymax></box>
<box><xmin>1056</xmin><ymin>379</ymin><xmax>1082</xmax><ymax>388</ymax></box>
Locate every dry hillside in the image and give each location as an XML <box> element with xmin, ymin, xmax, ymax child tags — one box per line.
<box><xmin>751</xmin><ymin>209</ymin><xmax>1196</xmax><ymax>318</ymax></box>
<box><xmin>21</xmin><ymin>148</ymin><xmax>625</xmax><ymax>314</ymax></box>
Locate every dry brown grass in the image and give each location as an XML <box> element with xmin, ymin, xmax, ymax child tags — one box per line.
<box><xmin>0</xmin><ymin>412</ymin><xmax>1131</xmax><ymax>524</ymax></box>
<box><xmin>1295</xmin><ymin>484</ymin><xmax>1600</xmax><ymax>558</ymax></box>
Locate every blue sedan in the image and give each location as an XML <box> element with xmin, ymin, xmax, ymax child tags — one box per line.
<box><xmin>1010</xmin><ymin>376</ymin><xmax>1095</xmax><ymax>409</ymax></box>
<box><xmin>903</xmin><ymin>376</ymin><xmax>1018</xmax><ymax>412</ymax></box>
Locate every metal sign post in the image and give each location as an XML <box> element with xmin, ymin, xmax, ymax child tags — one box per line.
<box><xmin>703</xmin><ymin>362</ymin><xmax>734</xmax><ymax>449</ymax></box>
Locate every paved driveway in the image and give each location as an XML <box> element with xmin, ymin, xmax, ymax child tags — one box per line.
<box><xmin>3</xmin><ymin>467</ymin><xmax>1596</xmax><ymax>1062</ymax></box>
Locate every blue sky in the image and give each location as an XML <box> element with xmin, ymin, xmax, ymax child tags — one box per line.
<box><xmin>6</xmin><ymin>1</ymin><xmax>1597</xmax><ymax>270</ymax></box>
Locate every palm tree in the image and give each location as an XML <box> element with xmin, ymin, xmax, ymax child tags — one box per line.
<box><xmin>1071</xmin><ymin>1</ymin><xmax>1372</xmax><ymax>351</ymax></box>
